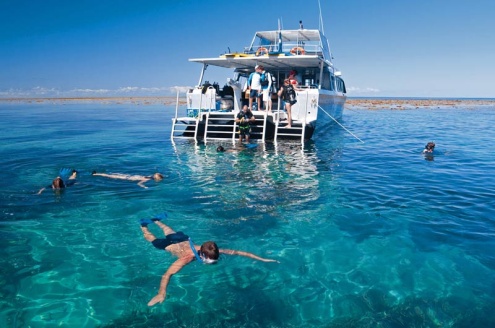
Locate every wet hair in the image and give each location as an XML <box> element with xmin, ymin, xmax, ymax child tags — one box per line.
<box><xmin>425</xmin><ymin>142</ymin><xmax>435</xmax><ymax>150</ymax></box>
<box><xmin>200</xmin><ymin>241</ymin><xmax>219</xmax><ymax>260</ymax></box>
<box><xmin>52</xmin><ymin>177</ymin><xmax>65</xmax><ymax>189</ymax></box>
<box><xmin>153</xmin><ymin>173</ymin><xmax>164</xmax><ymax>181</ymax></box>
<box><xmin>217</xmin><ymin>146</ymin><xmax>225</xmax><ymax>152</ymax></box>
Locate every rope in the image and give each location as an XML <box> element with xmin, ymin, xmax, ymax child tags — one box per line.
<box><xmin>318</xmin><ymin>105</ymin><xmax>364</xmax><ymax>143</ymax></box>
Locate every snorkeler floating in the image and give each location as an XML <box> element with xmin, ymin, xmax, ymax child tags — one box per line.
<box><xmin>91</xmin><ymin>171</ymin><xmax>163</xmax><ymax>188</ymax></box>
<box><xmin>423</xmin><ymin>142</ymin><xmax>435</xmax><ymax>154</ymax></box>
<box><xmin>139</xmin><ymin>213</ymin><xmax>278</xmax><ymax>306</ymax></box>
<box><xmin>37</xmin><ymin>168</ymin><xmax>77</xmax><ymax>195</ymax></box>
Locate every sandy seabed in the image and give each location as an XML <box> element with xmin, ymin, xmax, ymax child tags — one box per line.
<box><xmin>1</xmin><ymin>97</ymin><xmax>494</xmax><ymax>109</ymax></box>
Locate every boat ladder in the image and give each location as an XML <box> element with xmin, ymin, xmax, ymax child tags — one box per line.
<box><xmin>170</xmin><ymin>90</ymin><xmax>201</xmax><ymax>140</ymax></box>
<box><xmin>273</xmin><ymin>99</ymin><xmax>309</xmax><ymax>144</ymax></box>
<box><xmin>203</xmin><ymin>111</ymin><xmax>267</xmax><ymax>142</ymax></box>
<box><xmin>248</xmin><ymin>112</ymin><xmax>267</xmax><ymax>142</ymax></box>
<box><xmin>274</xmin><ymin>118</ymin><xmax>306</xmax><ymax>143</ymax></box>
<box><xmin>171</xmin><ymin>115</ymin><xmax>201</xmax><ymax>140</ymax></box>
<box><xmin>203</xmin><ymin>111</ymin><xmax>237</xmax><ymax>141</ymax></box>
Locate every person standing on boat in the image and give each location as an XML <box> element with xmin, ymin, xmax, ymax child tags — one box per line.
<box><xmin>139</xmin><ymin>213</ymin><xmax>278</xmax><ymax>306</ymax></box>
<box><xmin>247</xmin><ymin>65</ymin><xmax>263</xmax><ymax>110</ymax></box>
<box><xmin>288</xmin><ymin>70</ymin><xmax>301</xmax><ymax>87</ymax></box>
<box><xmin>235</xmin><ymin>105</ymin><xmax>255</xmax><ymax>142</ymax></box>
<box><xmin>260</xmin><ymin>67</ymin><xmax>273</xmax><ymax>112</ymax></box>
<box><xmin>278</xmin><ymin>79</ymin><xmax>298</xmax><ymax>128</ymax></box>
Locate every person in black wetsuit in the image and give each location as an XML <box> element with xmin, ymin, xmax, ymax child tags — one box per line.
<box><xmin>235</xmin><ymin>105</ymin><xmax>255</xmax><ymax>142</ymax></box>
<box><xmin>139</xmin><ymin>213</ymin><xmax>278</xmax><ymax>306</ymax></box>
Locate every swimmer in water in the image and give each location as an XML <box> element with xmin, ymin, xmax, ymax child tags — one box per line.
<box><xmin>37</xmin><ymin>168</ymin><xmax>77</xmax><ymax>195</ymax></box>
<box><xmin>139</xmin><ymin>213</ymin><xmax>279</xmax><ymax>306</ymax></box>
<box><xmin>91</xmin><ymin>171</ymin><xmax>163</xmax><ymax>188</ymax></box>
<box><xmin>423</xmin><ymin>142</ymin><xmax>435</xmax><ymax>154</ymax></box>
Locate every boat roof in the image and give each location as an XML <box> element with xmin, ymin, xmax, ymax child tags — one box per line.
<box><xmin>189</xmin><ymin>55</ymin><xmax>330</xmax><ymax>71</ymax></box>
<box><xmin>189</xmin><ymin>29</ymin><xmax>335</xmax><ymax>72</ymax></box>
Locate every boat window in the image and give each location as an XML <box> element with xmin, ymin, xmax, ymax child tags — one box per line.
<box><xmin>335</xmin><ymin>77</ymin><xmax>346</xmax><ymax>93</ymax></box>
<box><xmin>321</xmin><ymin>69</ymin><xmax>332</xmax><ymax>91</ymax></box>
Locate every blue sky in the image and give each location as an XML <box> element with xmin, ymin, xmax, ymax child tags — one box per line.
<box><xmin>1</xmin><ymin>0</ymin><xmax>494</xmax><ymax>98</ymax></box>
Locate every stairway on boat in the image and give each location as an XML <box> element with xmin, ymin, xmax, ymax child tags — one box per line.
<box><xmin>172</xmin><ymin>110</ymin><xmax>306</xmax><ymax>143</ymax></box>
<box><xmin>274</xmin><ymin>121</ymin><xmax>305</xmax><ymax>143</ymax></box>
<box><xmin>171</xmin><ymin>114</ymin><xmax>200</xmax><ymax>140</ymax></box>
<box><xmin>204</xmin><ymin>111</ymin><xmax>267</xmax><ymax>141</ymax></box>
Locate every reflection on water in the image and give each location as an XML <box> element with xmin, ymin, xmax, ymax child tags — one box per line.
<box><xmin>170</xmin><ymin>141</ymin><xmax>323</xmax><ymax>222</ymax></box>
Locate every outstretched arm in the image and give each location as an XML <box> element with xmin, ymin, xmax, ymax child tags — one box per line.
<box><xmin>147</xmin><ymin>257</ymin><xmax>193</xmax><ymax>306</ymax></box>
<box><xmin>219</xmin><ymin>249</ymin><xmax>279</xmax><ymax>263</ymax></box>
<box><xmin>137</xmin><ymin>179</ymin><xmax>149</xmax><ymax>188</ymax></box>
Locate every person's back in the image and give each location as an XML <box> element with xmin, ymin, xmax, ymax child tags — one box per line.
<box><xmin>249</xmin><ymin>71</ymin><xmax>262</xmax><ymax>91</ymax></box>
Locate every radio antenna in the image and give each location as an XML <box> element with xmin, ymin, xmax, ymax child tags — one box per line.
<box><xmin>318</xmin><ymin>0</ymin><xmax>325</xmax><ymax>34</ymax></box>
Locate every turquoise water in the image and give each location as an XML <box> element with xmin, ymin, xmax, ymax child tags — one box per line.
<box><xmin>1</xmin><ymin>101</ymin><xmax>494</xmax><ymax>327</ymax></box>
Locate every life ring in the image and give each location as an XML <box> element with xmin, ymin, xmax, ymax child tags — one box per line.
<box><xmin>290</xmin><ymin>47</ymin><xmax>306</xmax><ymax>55</ymax></box>
<box><xmin>255</xmin><ymin>47</ymin><xmax>268</xmax><ymax>56</ymax></box>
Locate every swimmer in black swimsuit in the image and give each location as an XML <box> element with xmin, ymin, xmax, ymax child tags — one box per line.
<box><xmin>139</xmin><ymin>213</ymin><xmax>279</xmax><ymax>306</ymax></box>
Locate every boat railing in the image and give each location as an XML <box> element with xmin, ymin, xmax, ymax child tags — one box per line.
<box><xmin>246</xmin><ymin>44</ymin><xmax>323</xmax><ymax>56</ymax></box>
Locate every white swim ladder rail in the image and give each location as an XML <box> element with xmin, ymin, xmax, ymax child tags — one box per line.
<box><xmin>248</xmin><ymin>111</ymin><xmax>267</xmax><ymax>142</ymax></box>
<box><xmin>204</xmin><ymin>111</ymin><xmax>239</xmax><ymax>142</ymax></box>
<box><xmin>171</xmin><ymin>89</ymin><xmax>202</xmax><ymax>140</ymax></box>
<box><xmin>274</xmin><ymin>96</ymin><xmax>306</xmax><ymax>144</ymax></box>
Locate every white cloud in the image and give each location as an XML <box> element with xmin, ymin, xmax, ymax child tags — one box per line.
<box><xmin>0</xmin><ymin>86</ymin><xmax>194</xmax><ymax>98</ymax></box>
<box><xmin>71</xmin><ymin>88</ymin><xmax>111</xmax><ymax>94</ymax></box>
<box><xmin>170</xmin><ymin>86</ymin><xmax>193</xmax><ymax>94</ymax></box>
<box><xmin>347</xmin><ymin>86</ymin><xmax>381</xmax><ymax>94</ymax></box>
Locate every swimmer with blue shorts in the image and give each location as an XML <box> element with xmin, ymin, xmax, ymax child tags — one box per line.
<box><xmin>139</xmin><ymin>213</ymin><xmax>279</xmax><ymax>306</ymax></box>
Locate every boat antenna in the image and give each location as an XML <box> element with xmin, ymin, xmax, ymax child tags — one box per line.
<box><xmin>299</xmin><ymin>20</ymin><xmax>303</xmax><ymax>29</ymax></box>
<box><xmin>277</xmin><ymin>18</ymin><xmax>283</xmax><ymax>53</ymax></box>
<box><xmin>318</xmin><ymin>0</ymin><xmax>325</xmax><ymax>34</ymax></box>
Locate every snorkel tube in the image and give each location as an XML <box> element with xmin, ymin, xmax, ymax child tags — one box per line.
<box><xmin>188</xmin><ymin>238</ymin><xmax>217</xmax><ymax>264</ymax></box>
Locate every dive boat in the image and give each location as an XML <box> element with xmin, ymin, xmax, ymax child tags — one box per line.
<box><xmin>171</xmin><ymin>21</ymin><xmax>346</xmax><ymax>143</ymax></box>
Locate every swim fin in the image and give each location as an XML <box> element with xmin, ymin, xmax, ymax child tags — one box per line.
<box><xmin>244</xmin><ymin>143</ymin><xmax>258</xmax><ymax>149</ymax></box>
<box><xmin>139</xmin><ymin>218</ymin><xmax>153</xmax><ymax>227</ymax></box>
<box><xmin>59</xmin><ymin>168</ymin><xmax>73</xmax><ymax>180</ymax></box>
<box><xmin>152</xmin><ymin>213</ymin><xmax>168</xmax><ymax>222</ymax></box>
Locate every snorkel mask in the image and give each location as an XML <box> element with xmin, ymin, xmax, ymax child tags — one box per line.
<box><xmin>189</xmin><ymin>238</ymin><xmax>218</xmax><ymax>264</ymax></box>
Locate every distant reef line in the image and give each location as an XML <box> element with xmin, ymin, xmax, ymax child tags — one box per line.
<box><xmin>0</xmin><ymin>96</ymin><xmax>184</xmax><ymax>105</ymax></box>
<box><xmin>346</xmin><ymin>98</ymin><xmax>495</xmax><ymax>110</ymax></box>
<box><xmin>0</xmin><ymin>96</ymin><xmax>494</xmax><ymax>109</ymax></box>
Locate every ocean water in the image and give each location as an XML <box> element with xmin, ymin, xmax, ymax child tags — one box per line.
<box><xmin>1</xmin><ymin>100</ymin><xmax>494</xmax><ymax>327</ymax></box>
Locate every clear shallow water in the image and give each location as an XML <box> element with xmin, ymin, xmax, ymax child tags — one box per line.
<box><xmin>1</xmin><ymin>102</ymin><xmax>494</xmax><ymax>327</ymax></box>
